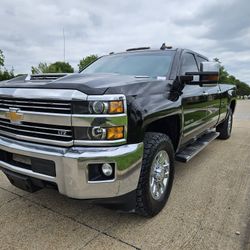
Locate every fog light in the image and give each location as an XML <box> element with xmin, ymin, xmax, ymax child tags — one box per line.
<box><xmin>102</xmin><ymin>163</ymin><xmax>113</xmax><ymax>176</ymax></box>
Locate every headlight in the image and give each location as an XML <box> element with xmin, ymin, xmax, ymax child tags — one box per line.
<box><xmin>91</xmin><ymin>101</ymin><xmax>108</xmax><ymax>114</ymax></box>
<box><xmin>91</xmin><ymin>126</ymin><xmax>107</xmax><ymax>139</ymax></box>
<box><xmin>108</xmin><ymin>101</ymin><xmax>124</xmax><ymax>114</ymax></box>
<box><xmin>74</xmin><ymin>126</ymin><xmax>125</xmax><ymax>141</ymax></box>
<box><xmin>72</xmin><ymin>94</ymin><xmax>127</xmax><ymax>145</ymax></box>
<box><xmin>89</xmin><ymin>100</ymin><xmax>124</xmax><ymax>114</ymax></box>
<box><xmin>90</xmin><ymin>126</ymin><xmax>124</xmax><ymax>140</ymax></box>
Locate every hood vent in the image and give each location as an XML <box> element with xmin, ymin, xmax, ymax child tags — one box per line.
<box><xmin>28</xmin><ymin>73</ymin><xmax>69</xmax><ymax>81</ymax></box>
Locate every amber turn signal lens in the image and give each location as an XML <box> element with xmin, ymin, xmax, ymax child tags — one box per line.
<box><xmin>203</xmin><ymin>74</ymin><xmax>219</xmax><ymax>81</ymax></box>
<box><xmin>108</xmin><ymin>101</ymin><xmax>124</xmax><ymax>113</ymax></box>
<box><xmin>106</xmin><ymin>126</ymin><xmax>124</xmax><ymax>140</ymax></box>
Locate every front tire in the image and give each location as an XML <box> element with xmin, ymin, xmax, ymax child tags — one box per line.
<box><xmin>216</xmin><ymin>109</ymin><xmax>233</xmax><ymax>139</ymax></box>
<box><xmin>136</xmin><ymin>132</ymin><xmax>175</xmax><ymax>217</ymax></box>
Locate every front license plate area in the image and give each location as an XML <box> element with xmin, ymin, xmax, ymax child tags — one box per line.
<box><xmin>12</xmin><ymin>154</ymin><xmax>31</xmax><ymax>166</ymax></box>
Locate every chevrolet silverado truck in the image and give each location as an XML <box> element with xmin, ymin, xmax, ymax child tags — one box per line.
<box><xmin>0</xmin><ymin>45</ymin><xmax>236</xmax><ymax>217</ymax></box>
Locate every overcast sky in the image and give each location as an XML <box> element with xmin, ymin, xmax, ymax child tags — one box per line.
<box><xmin>0</xmin><ymin>0</ymin><xmax>249</xmax><ymax>84</ymax></box>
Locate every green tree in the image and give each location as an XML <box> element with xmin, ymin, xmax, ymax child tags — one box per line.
<box><xmin>78</xmin><ymin>55</ymin><xmax>98</xmax><ymax>71</ymax></box>
<box><xmin>213</xmin><ymin>58</ymin><xmax>250</xmax><ymax>96</ymax></box>
<box><xmin>31</xmin><ymin>62</ymin><xmax>50</xmax><ymax>74</ymax></box>
<box><xmin>0</xmin><ymin>50</ymin><xmax>15</xmax><ymax>81</ymax></box>
<box><xmin>48</xmin><ymin>61</ymin><xmax>74</xmax><ymax>73</ymax></box>
<box><xmin>31</xmin><ymin>61</ymin><xmax>74</xmax><ymax>74</ymax></box>
<box><xmin>0</xmin><ymin>50</ymin><xmax>4</xmax><ymax>67</ymax></box>
<box><xmin>218</xmin><ymin>65</ymin><xmax>230</xmax><ymax>83</ymax></box>
<box><xmin>0</xmin><ymin>68</ymin><xmax>14</xmax><ymax>81</ymax></box>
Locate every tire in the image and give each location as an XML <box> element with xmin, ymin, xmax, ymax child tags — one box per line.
<box><xmin>216</xmin><ymin>109</ymin><xmax>233</xmax><ymax>139</ymax></box>
<box><xmin>136</xmin><ymin>132</ymin><xmax>175</xmax><ymax>217</ymax></box>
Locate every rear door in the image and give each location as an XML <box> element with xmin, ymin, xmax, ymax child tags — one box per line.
<box><xmin>196</xmin><ymin>55</ymin><xmax>221</xmax><ymax>127</ymax></box>
<box><xmin>180</xmin><ymin>52</ymin><xmax>208</xmax><ymax>144</ymax></box>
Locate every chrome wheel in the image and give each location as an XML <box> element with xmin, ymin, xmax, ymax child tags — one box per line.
<box><xmin>227</xmin><ymin>113</ymin><xmax>232</xmax><ymax>135</ymax></box>
<box><xmin>150</xmin><ymin>150</ymin><xmax>170</xmax><ymax>201</ymax></box>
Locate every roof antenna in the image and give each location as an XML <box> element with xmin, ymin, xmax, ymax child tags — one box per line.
<box><xmin>160</xmin><ymin>43</ymin><xmax>172</xmax><ymax>50</ymax></box>
<box><xmin>160</xmin><ymin>43</ymin><xmax>166</xmax><ymax>50</ymax></box>
<box><xmin>63</xmin><ymin>28</ymin><xmax>66</xmax><ymax>62</ymax></box>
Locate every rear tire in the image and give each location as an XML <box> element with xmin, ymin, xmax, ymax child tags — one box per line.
<box><xmin>216</xmin><ymin>109</ymin><xmax>233</xmax><ymax>139</ymax></box>
<box><xmin>136</xmin><ymin>132</ymin><xmax>175</xmax><ymax>217</ymax></box>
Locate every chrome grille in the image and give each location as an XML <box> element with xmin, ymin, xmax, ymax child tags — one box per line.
<box><xmin>0</xmin><ymin>98</ymin><xmax>71</xmax><ymax>114</ymax></box>
<box><xmin>0</xmin><ymin>118</ymin><xmax>73</xmax><ymax>142</ymax></box>
<box><xmin>0</xmin><ymin>88</ymin><xmax>127</xmax><ymax>147</ymax></box>
<box><xmin>0</xmin><ymin>97</ymin><xmax>73</xmax><ymax>146</ymax></box>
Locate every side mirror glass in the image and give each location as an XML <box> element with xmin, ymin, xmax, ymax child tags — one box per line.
<box><xmin>200</xmin><ymin>61</ymin><xmax>220</xmax><ymax>72</ymax></box>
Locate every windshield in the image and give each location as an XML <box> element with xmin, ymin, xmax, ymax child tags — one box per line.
<box><xmin>81</xmin><ymin>51</ymin><xmax>174</xmax><ymax>78</ymax></box>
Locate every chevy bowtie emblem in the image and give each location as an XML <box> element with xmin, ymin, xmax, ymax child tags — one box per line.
<box><xmin>5</xmin><ymin>108</ymin><xmax>24</xmax><ymax>124</ymax></box>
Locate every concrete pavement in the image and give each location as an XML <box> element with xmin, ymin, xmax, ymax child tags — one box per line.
<box><xmin>0</xmin><ymin>100</ymin><xmax>249</xmax><ymax>250</ymax></box>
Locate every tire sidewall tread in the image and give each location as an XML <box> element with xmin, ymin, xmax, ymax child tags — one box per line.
<box><xmin>217</xmin><ymin>109</ymin><xmax>233</xmax><ymax>139</ymax></box>
<box><xmin>136</xmin><ymin>132</ymin><xmax>175</xmax><ymax>217</ymax></box>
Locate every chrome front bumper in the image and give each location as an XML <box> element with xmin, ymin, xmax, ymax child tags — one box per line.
<box><xmin>0</xmin><ymin>136</ymin><xmax>143</xmax><ymax>199</ymax></box>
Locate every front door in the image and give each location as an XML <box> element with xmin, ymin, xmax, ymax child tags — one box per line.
<box><xmin>180</xmin><ymin>52</ymin><xmax>208</xmax><ymax>144</ymax></box>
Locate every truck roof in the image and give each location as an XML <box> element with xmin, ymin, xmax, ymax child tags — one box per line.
<box><xmin>110</xmin><ymin>46</ymin><xmax>209</xmax><ymax>61</ymax></box>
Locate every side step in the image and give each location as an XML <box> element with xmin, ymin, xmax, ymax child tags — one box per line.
<box><xmin>175</xmin><ymin>131</ymin><xmax>220</xmax><ymax>163</ymax></box>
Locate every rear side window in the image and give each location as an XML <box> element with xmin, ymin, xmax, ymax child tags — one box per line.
<box><xmin>180</xmin><ymin>53</ymin><xmax>198</xmax><ymax>75</ymax></box>
<box><xmin>196</xmin><ymin>56</ymin><xmax>209</xmax><ymax>71</ymax></box>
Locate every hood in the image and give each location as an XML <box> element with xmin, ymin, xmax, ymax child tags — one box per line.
<box><xmin>0</xmin><ymin>73</ymin><xmax>157</xmax><ymax>95</ymax></box>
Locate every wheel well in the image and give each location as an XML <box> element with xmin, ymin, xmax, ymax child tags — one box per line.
<box><xmin>145</xmin><ymin>115</ymin><xmax>181</xmax><ymax>151</ymax></box>
<box><xmin>230</xmin><ymin>100</ymin><xmax>236</xmax><ymax>114</ymax></box>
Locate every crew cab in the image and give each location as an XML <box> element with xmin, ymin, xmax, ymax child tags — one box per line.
<box><xmin>0</xmin><ymin>44</ymin><xmax>236</xmax><ymax>217</ymax></box>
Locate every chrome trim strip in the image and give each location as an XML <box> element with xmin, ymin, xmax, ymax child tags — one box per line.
<box><xmin>0</xmin><ymin>109</ymin><xmax>127</xmax><ymax>128</ymax></box>
<box><xmin>0</xmin><ymin>88</ymin><xmax>87</xmax><ymax>101</ymax></box>
<box><xmin>0</xmin><ymin>103</ymin><xmax>71</xmax><ymax>111</ymax></box>
<box><xmin>87</xmin><ymin>94</ymin><xmax>126</xmax><ymax>101</ymax></box>
<box><xmin>0</xmin><ymin>99</ymin><xmax>71</xmax><ymax>106</ymax></box>
<box><xmin>0</xmin><ymin>136</ymin><xmax>68</xmax><ymax>155</ymax></box>
<box><xmin>74</xmin><ymin>139</ymin><xmax>126</xmax><ymax>146</ymax></box>
<box><xmin>0</xmin><ymin>130</ymin><xmax>73</xmax><ymax>147</ymax></box>
<box><xmin>72</xmin><ymin>113</ymin><xmax>127</xmax><ymax>127</ymax></box>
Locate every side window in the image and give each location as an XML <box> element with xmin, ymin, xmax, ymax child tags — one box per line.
<box><xmin>180</xmin><ymin>53</ymin><xmax>198</xmax><ymax>75</ymax></box>
<box><xmin>196</xmin><ymin>56</ymin><xmax>208</xmax><ymax>71</ymax></box>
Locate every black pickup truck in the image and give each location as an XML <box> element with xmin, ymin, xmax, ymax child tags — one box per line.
<box><xmin>0</xmin><ymin>45</ymin><xmax>236</xmax><ymax>217</ymax></box>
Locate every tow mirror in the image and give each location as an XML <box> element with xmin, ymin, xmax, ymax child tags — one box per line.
<box><xmin>184</xmin><ymin>62</ymin><xmax>220</xmax><ymax>85</ymax></box>
<box><xmin>179</xmin><ymin>75</ymin><xmax>193</xmax><ymax>84</ymax></box>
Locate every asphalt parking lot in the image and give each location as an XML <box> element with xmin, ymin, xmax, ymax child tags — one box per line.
<box><xmin>0</xmin><ymin>100</ymin><xmax>249</xmax><ymax>250</ymax></box>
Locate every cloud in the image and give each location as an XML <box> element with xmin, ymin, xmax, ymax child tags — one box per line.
<box><xmin>0</xmin><ymin>0</ymin><xmax>249</xmax><ymax>84</ymax></box>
